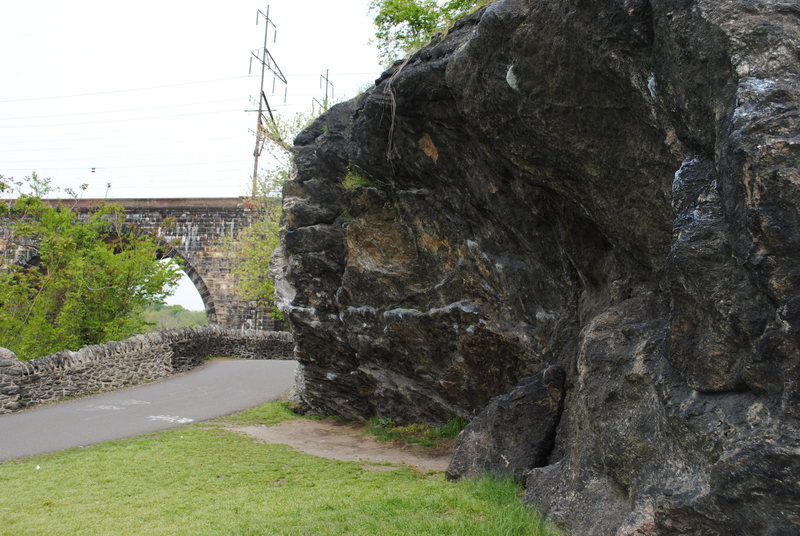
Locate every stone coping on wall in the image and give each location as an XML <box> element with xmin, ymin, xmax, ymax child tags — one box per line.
<box><xmin>0</xmin><ymin>326</ymin><xmax>295</xmax><ymax>414</ymax></box>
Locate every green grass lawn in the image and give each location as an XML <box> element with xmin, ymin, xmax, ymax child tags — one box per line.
<box><xmin>0</xmin><ymin>402</ymin><xmax>556</xmax><ymax>536</ymax></box>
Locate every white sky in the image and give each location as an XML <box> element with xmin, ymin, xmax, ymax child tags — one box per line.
<box><xmin>1</xmin><ymin>0</ymin><xmax>384</xmax><ymax>311</ymax></box>
<box><xmin>0</xmin><ymin>0</ymin><xmax>383</xmax><ymax>200</ymax></box>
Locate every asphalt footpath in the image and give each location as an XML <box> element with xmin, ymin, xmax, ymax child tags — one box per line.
<box><xmin>0</xmin><ymin>359</ymin><xmax>298</xmax><ymax>461</ymax></box>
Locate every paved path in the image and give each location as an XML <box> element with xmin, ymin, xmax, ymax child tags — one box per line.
<box><xmin>0</xmin><ymin>359</ymin><xmax>298</xmax><ymax>461</ymax></box>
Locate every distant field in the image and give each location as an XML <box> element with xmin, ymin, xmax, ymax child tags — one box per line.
<box><xmin>0</xmin><ymin>402</ymin><xmax>556</xmax><ymax>536</ymax></box>
<box><xmin>142</xmin><ymin>303</ymin><xmax>207</xmax><ymax>332</ymax></box>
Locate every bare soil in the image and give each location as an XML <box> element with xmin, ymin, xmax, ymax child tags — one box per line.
<box><xmin>227</xmin><ymin>420</ymin><xmax>452</xmax><ymax>472</ymax></box>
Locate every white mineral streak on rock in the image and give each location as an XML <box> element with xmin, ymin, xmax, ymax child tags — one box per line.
<box><xmin>270</xmin><ymin>245</ymin><xmax>296</xmax><ymax>313</ymax></box>
<box><xmin>429</xmin><ymin>301</ymin><xmax>480</xmax><ymax>315</ymax></box>
<box><xmin>647</xmin><ymin>74</ymin><xmax>657</xmax><ymax>99</ymax></box>
<box><xmin>346</xmin><ymin>305</ymin><xmax>378</xmax><ymax>315</ymax></box>
<box><xmin>383</xmin><ymin>308</ymin><xmax>422</xmax><ymax>319</ymax></box>
<box><xmin>506</xmin><ymin>65</ymin><xmax>520</xmax><ymax>92</ymax></box>
<box><xmin>535</xmin><ymin>310</ymin><xmax>557</xmax><ymax>322</ymax></box>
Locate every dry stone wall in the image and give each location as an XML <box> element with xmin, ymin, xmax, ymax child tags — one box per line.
<box><xmin>0</xmin><ymin>326</ymin><xmax>293</xmax><ymax>413</ymax></box>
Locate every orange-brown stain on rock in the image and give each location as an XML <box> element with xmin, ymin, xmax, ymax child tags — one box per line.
<box><xmin>418</xmin><ymin>133</ymin><xmax>439</xmax><ymax>162</ymax></box>
<box><xmin>346</xmin><ymin>215</ymin><xmax>417</xmax><ymax>275</ymax></box>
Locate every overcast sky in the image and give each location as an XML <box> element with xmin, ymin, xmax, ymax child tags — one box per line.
<box><xmin>1</xmin><ymin>0</ymin><xmax>384</xmax><ymax>310</ymax></box>
<box><xmin>0</xmin><ymin>0</ymin><xmax>383</xmax><ymax>200</ymax></box>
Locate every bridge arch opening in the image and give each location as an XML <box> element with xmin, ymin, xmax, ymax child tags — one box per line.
<box><xmin>158</xmin><ymin>250</ymin><xmax>218</xmax><ymax>325</ymax></box>
<box><xmin>164</xmin><ymin>271</ymin><xmax>205</xmax><ymax>312</ymax></box>
<box><xmin>53</xmin><ymin>197</ymin><xmax>270</xmax><ymax>330</ymax></box>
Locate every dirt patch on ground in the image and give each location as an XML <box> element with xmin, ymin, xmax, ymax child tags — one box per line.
<box><xmin>227</xmin><ymin>420</ymin><xmax>452</xmax><ymax>472</ymax></box>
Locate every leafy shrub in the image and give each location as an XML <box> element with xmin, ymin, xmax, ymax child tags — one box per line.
<box><xmin>342</xmin><ymin>169</ymin><xmax>376</xmax><ymax>189</ymax></box>
<box><xmin>0</xmin><ymin>177</ymin><xmax>182</xmax><ymax>360</ymax></box>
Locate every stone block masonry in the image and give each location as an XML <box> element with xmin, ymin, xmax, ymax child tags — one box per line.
<box><xmin>0</xmin><ymin>326</ymin><xmax>294</xmax><ymax>414</ymax></box>
<box><xmin>70</xmin><ymin>198</ymin><xmax>273</xmax><ymax>331</ymax></box>
<box><xmin>0</xmin><ymin>197</ymin><xmax>276</xmax><ymax>331</ymax></box>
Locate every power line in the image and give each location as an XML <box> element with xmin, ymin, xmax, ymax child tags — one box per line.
<box><xmin>0</xmin><ymin>119</ymin><xmax>254</xmax><ymax>140</ymax></box>
<box><xmin>1</xmin><ymin>154</ymin><xmax>247</xmax><ymax>166</ymax></box>
<box><xmin>284</xmin><ymin>72</ymin><xmax>378</xmax><ymax>77</ymax></box>
<box><xmin>0</xmin><ymin>108</ymin><xmax>245</xmax><ymax>129</ymax></box>
<box><xmin>2</xmin><ymin>158</ymin><xmax>248</xmax><ymax>172</ymax></box>
<box><xmin>0</xmin><ymin>76</ymin><xmax>253</xmax><ymax>104</ymax></box>
<box><xmin>0</xmin><ymin>134</ymin><xmax>249</xmax><ymax>151</ymax></box>
<box><xmin>0</xmin><ymin>91</ymin><xmax>348</xmax><ymax>133</ymax></box>
<box><xmin>0</xmin><ymin>98</ymin><xmax>246</xmax><ymax>121</ymax></box>
<box><xmin>313</xmin><ymin>69</ymin><xmax>335</xmax><ymax>115</ymax></box>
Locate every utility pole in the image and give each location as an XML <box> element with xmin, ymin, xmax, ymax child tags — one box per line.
<box><xmin>312</xmin><ymin>69</ymin><xmax>335</xmax><ymax>115</ymax></box>
<box><xmin>247</xmin><ymin>5</ymin><xmax>287</xmax><ymax>198</ymax></box>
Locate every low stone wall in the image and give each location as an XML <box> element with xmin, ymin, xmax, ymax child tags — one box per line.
<box><xmin>0</xmin><ymin>326</ymin><xmax>294</xmax><ymax>413</ymax></box>
<box><xmin>0</xmin><ymin>356</ymin><xmax>22</xmax><ymax>414</ymax></box>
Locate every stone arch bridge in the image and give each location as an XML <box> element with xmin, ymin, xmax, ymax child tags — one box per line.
<box><xmin>5</xmin><ymin>197</ymin><xmax>275</xmax><ymax>331</ymax></box>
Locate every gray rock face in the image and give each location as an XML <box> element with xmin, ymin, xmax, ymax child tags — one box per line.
<box><xmin>446</xmin><ymin>366</ymin><xmax>566</xmax><ymax>481</ymax></box>
<box><xmin>276</xmin><ymin>0</ymin><xmax>800</xmax><ymax>534</ymax></box>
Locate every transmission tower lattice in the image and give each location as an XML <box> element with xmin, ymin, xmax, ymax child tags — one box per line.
<box><xmin>312</xmin><ymin>69</ymin><xmax>335</xmax><ymax>115</ymax></box>
<box><xmin>247</xmin><ymin>5</ymin><xmax>287</xmax><ymax>197</ymax></box>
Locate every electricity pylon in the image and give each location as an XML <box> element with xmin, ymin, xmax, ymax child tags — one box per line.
<box><xmin>247</xmin><ymin>5</ymin><xmax>287</xmax><ymax>198</ymax></box>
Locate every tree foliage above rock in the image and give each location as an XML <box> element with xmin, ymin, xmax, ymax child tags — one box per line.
<box><xmin>228</xmin><ymin>112</ymin><xmax>311</xmax><ymax>324</ymax></box>
<box><xmin>369</xmin><ymin>0</ymin><xmax>486</xmax><ymax>63</ymax></box>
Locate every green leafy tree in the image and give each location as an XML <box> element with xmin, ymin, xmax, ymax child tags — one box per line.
<box><xmin>369</xmin><ymin>0</ymin><xmax>486</xmax><ymax>63</ymax></box>
<box><xmin>231</xmin><ymin>173</ymin><xmax>283</xmax><ymax>318</ymax></box>
<box><xmin>0</xmin><ymin>174</ymin><xmax>182</xmax><ymax>360</ymax></box>
<box><xmin>230</xmin><ymin>112</ymin><xmax>312</xmax><ymax>323</ymax></box>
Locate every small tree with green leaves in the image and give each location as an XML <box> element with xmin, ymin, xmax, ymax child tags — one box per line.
<box><xmin>230</xmin><ymin>170</ymin><xmax>284</xmax><ymax>320</ymax></box>
<box><xmin>230</xmin><ymin>112</ymin><xmax>312</xmax><ymax>324</ymax></box>
<box><xmin>0</xmin><ymin>174</ymin><xmax>183</xmax><ymax>360</ymax></box>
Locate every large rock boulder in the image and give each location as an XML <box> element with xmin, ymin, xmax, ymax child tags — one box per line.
<box><xmin>275</xmin><ymin>0</ymin><xmax>799</xmax><ymax>533</ymax></box>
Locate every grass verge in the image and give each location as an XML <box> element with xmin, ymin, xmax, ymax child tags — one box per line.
<box><xmin>0</xmin><ymin>402</ymin><xmax>555</xmax><ymax>536</ymax></box>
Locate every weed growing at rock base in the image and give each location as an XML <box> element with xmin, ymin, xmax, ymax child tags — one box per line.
<box><xmin>368</xmin><ymin>415</ymin><xmax>469</xmax><ymax>447</ymax></box>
